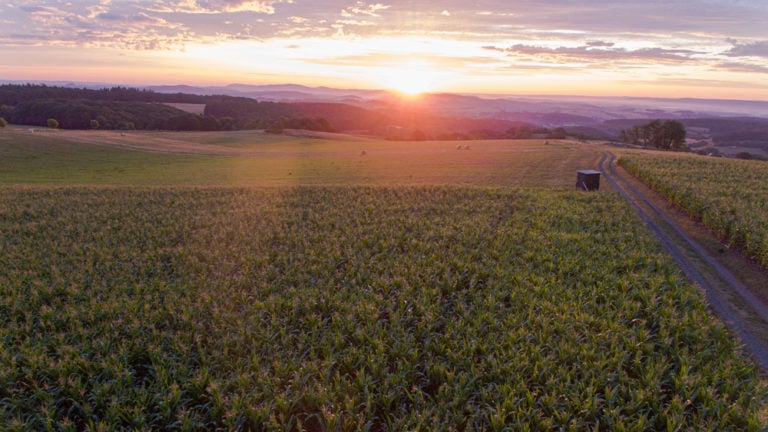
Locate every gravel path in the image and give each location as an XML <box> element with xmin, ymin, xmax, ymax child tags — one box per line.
<box><xmin>599</xmin><ymin>151</ymin><xmax>768</xmax><ymax>372</ymax></box>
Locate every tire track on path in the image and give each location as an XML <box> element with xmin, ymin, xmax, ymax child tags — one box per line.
<box><xmin>598</xmin><ymin>151</ymin><xmax>768</xmax><ymax>372</ymax></box>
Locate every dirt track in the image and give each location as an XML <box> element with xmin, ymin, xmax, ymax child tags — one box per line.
<box><xmin>600</xmin><ymin>151</ymin><xmax>768</xmax><ymax>373</ymax></box>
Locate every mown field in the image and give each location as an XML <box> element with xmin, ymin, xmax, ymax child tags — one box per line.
<box><xmin>0</xmin><ymin>127</ymin><xmax>594</xmax><ymax>188</ymax></box>
<box><xmin>619</xmin><ymin>152</ymin><xmax>768</xmax><ymax>270</ymax></box>
<box><xmin>1</xmin><ymin>129</ymin><xmax>766</xmax><ymax>430</ymax></box>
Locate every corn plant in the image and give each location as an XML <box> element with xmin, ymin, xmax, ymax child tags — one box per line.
<box><xmin>0</xmin><ymin>186</ymin><xmax>764</xmax><ymax>430</ymax></box>
<box><xmin>620</xmin><ymin>153</ymin><xmax>768</xmax><ymax>270</ymax></box>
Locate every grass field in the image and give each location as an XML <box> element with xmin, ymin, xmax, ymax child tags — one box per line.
<box><xmin>1</xmin><ymin>129</ymin><xmax>766</xmax><ymax>430</ymax></box>
<box><xmin>619</xmin><ymin>151</ymin><xmax>768</xmax><ymax>271</ymax></box>
<box><xmin>0</xmin><ymin>127</ymin><xmax>598</xmax><ymax>187</ymax></box>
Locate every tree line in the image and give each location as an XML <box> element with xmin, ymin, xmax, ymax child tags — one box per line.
<box><xmin>6</xmin><ymin>99</ymin><xmax>205</xmax><ymax>131</ymax></box>
<box><xmin>0</xmin><ymin>84</ymin><xmax>205</xmax><ymax>106</ymax></box>
<box><xmin>0</xmin><ymin>85</ymin><xmax>335</xmax><ymax>133</ymax></box>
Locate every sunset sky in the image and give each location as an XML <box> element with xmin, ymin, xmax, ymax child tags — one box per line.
<box><xmin>2</xmin><ymin>0</ymin><xmax>768</xmax><ymax>99</ymax></box>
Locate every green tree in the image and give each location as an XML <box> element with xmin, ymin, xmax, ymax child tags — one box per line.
<box><xmin>315</xmin><ymin>117</ymin><xmax>332</xmax><ymax>132</ymax></box>
<box><xmin>200</xmin><ymin>116</ymin><xmax>221</xmax><ymax>131</ymax></box>
<box><xmin>508</xmin><ymin>124</ymin><xmax>535</xmax><ymax>139</ymax></box>
<box><xmin>0</xmin><ymin>117</ymin><xmax>7</xmax><ymax>128</ymax></box>
<box><xmin>265</xmin><ymin>118</ymin><xmax>285</xmax><ymax>134</ymax></box>
<box><xmin>410</xmin><ymin>130</ymin><xmax>427</xmax><ymax>141</ymax></box>
<box><xmin>47</xmin><ymin>118</ymin><xmax>59</xmax><ymax>129</ymax></box>
<box><xmin>620</xmin><ymin>119</ymin><xmax>686</xmax><ymax>150</ymax></box>
<box><xmin>548</xmin><ymin>127</ymin><xmax>567</xmax><ymax>139</ymax></box>
<box><xmin>619</xmin><ymin>127</ymin><xmax>638</xmax><ymax>144</ymax></box>
<box><xmin>658</xmin><ymin>120</ymin><xmax>687</xmax><ymax>150</ymax></box>
<box><xmin>90</xmin><ymin>119</ymin><xmax>100</xmax><ymax>129</ymax></box>
<box><xmin>0</xmin><ymin>105</ymin><xmax>13</xmax><ymax>119</ymax></box>
<box><xmin>641</xmin><ymin>119</ymin><xmax>661</xmax><ymax>147</ymax></box>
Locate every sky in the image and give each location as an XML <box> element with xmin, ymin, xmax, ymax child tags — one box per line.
<box><xmin>1</xmin><ymin>0</ymin><xmax>768</xmax><ymax>99</ymax></box>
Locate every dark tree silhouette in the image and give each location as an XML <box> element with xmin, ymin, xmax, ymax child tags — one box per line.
<box><xmin>620</xmin><ymin>119</ymin><xmax>686</xmax><ymax>150</ymax></box>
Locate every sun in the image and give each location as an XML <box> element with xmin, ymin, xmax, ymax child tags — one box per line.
<box><xmin>380</xmin><ymin>60</ymin><xmax>439</xmax><ymax>96</ymax></box>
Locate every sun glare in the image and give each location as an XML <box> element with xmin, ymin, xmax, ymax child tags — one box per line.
<box><xmin>381</xmin><ymin>61</ymin><xmax>440</xmax><ymax>96</ymax></box>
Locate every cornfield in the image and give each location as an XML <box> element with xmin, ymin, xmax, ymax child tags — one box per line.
<box><xmin>1</xmin><ymin>186</ymin><xmax>764</xmax><ymax>430</ymax></box>
<box><xmin>620</xmin><ymin>153</ymin><xmax>768</xmax><ymax>270</ymax></box>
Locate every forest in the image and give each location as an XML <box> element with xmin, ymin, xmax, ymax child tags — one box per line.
<box><xmin>0</xmin><ymin>84</ymin><xmax>334</xmax><ymax>133</ymax></box>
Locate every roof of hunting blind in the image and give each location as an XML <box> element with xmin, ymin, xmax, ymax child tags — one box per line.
<box><xmin>577</xmin><ymin>170</ymin><xmax>601</xmax><ymax>175</ymax></box>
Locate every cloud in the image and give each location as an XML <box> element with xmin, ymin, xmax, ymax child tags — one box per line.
<box><xmin>8</xmin><ymin>1</ymin><xmax>764</xmax><ymax>48</ymax></box>
<box><xmin>341</xmin><ymin>1</ymin><xmax>390</xmax><ymax>17</ymax></box>
<box><xmin>95</xmin><ymin>12</ymin><xmax>125</xmax><ymax>21</ymax></box>
<box><xmin>3</xmin><ymin>0</ymin><xmax>768</xmax><ymax>100</ymax></box>
<box><xmin>484</xmin><ymin>43</ymin><xmax>700</xmax><ymax>64</ymax></box>
<box><xmin>9</xmin><ymin>2</ymin><xmax>192</xmax><ymax>50</ymax></box>
<box><xmin>146</xmin><ymin>0</ymin><xmax>292</xmax><ymax>14</ymax></box>
<box><xmin>19</xmin><ymin>6</ymin><xmax>46</xmax><ymax>13</ymax></box>
<box><xmin>620</xmin><ymin>77</ymin><xmax>768</xmax><ymax>90</ymax></box>
<box><xmin>20</xmin><ymin>4</ymin><xmax>73</xmax><ymax>26</ymax></box>
<box><xmin>336</xmin><ymin>19</ymin><xmax>376</xmax><ymax>27</ymax></box>
<box><xmin>715</xmin><ymin>62</ymin><xmax>768</xmax><ymax>74</ymax></box>
<box><xmin>302</xmin><ymin>51</ymin><xmax>499</xmax><ymax>70</ymax></box>
<box><xmin>331</xmin><ymin>2</ymin><xmax>391</xmax><ymax>37</ymax></box>
<box><xmin>475</xmin><ymin>11</ymin><xmax>516</xmax><ymax>17</ymax></box>
<box><xmin>725</xmin><ymin>40</ymin><xmax>768</xmax><ymax>58</ymax></box>
<box><xmin>219</xmin><ymin>0</ymin><xmax>288</xmax><ymax>13</ymax></box>
<box><xmin>4</xmin><ymin>0</ymin><xmax>768</xmax><ymax>69</ymax></box>
<box><xmin>586</xmin><ymin>41</ymin><xmax>614</xmax><ymax>48</ymax></box>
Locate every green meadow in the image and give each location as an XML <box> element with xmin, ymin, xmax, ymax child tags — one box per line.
<box><xmin>0</xmin><ymin>127</ymin><xmax>596</xmax><ymax>187</ymax></box>
<box><xmin>0</xmin><ymin>128</ymin><xmax>765</xmax><ymax>430</ymax></box>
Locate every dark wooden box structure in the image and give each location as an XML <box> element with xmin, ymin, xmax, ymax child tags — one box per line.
<box><xmin>576</xmin><ymin>170</ymin><xmax>601</xmax><ymax>191</ymax></box>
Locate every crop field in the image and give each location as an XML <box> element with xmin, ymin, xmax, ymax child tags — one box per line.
<box><xmin>619</xmin><ymin>152</ymin><xmax>768</xmax><ymax>271</ymax></box>
<box><xmin>0</xmin><ymin>130</ymin><xmax>766</xmax><ymax>430</ymax></box>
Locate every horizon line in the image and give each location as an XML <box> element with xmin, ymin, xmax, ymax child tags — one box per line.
<box><xmin>3</xmin><ymin>78</ymin><xmax>768</xmax><ymax>104</ymax></box>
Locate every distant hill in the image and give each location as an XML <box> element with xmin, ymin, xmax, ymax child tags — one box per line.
<box><xmin>145</xmin><ymin>83</ymin><xmax>768</xmax><ymax>120</ymax></box>
<box><xmin>147</xmin><ymin>83</ymin><xmax>768</xmax><ymax>150</ymax></box>
<box><xmin>0</xmin><ymin>84</ymin><xmax>542</xmax><ymax>138</ymax></box>
<box><xmin>2</xmin><ymin>82</ymin><xmax>768</xmax><ymax>151</ymax></box>
<box><xmin>147</xmin><ymin>83</ymin><xmax>388</xmax><ymax>103</ymax></box>
<box><xmin>202</xmin><ymin>95</ymin><xmax>539</xmax><ymax>139</ymax></box>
